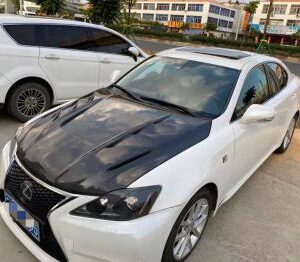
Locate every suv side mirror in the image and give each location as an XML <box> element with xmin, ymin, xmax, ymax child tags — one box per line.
<box><xmin>128</xmin><ymin>47</ymin><xmax>139</xmax><ymax>62</ymax></box>
<box><xmin>241</xmin><ymin>104</ymin><xmax>276</xmax><ymax>124</ymax></box>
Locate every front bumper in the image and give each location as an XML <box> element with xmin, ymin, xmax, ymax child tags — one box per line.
<box><xmin>0</xmin><ymin>143</ymin><xmax>182</xmax><ymax>262</ymax></box>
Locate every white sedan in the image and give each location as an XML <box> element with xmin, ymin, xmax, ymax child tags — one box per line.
<box><xmin>0</xmin><ymin>47</ymin><xmax>299</xmax><ymax>262</ymax></box>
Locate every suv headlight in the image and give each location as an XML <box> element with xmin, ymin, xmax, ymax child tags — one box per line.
<box><xmin>70</xmin><ymin>186</ymin><xmax>161</xmax><ymax>221</ymax></box>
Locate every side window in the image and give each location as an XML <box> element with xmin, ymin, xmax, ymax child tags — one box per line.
<box><xmin>234</xmin><ymin>66</ymin><xmax>270</xmax><ymax>119</ymax></box>
<box><xmin>267</xmin><ymin>62</ymin><xmax>288</xmax><ymax>90</ymax></box>
<box><xmin>89</xmin><ymin>29</ymin><xmax>131</xmax><ymax>55</ymax></box>
<box><xmin>3</xmin><ymin>24</ymin><xmax>40</xmax><ymax>46</ymax></box>
<box><xmin>42</xmin><ymin>25</ymin><xmax>90</xmax><ymax>51</ymax></box>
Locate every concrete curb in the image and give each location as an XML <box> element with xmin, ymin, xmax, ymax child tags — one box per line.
<box><xmin>136</xmin><ymin>36</ymin><xmax>300</xmax><ymax>64</ymax></box>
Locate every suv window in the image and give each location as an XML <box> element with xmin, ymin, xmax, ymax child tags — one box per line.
<box><xmin>267</xmin><ymin>62</ymin><xmax>288</xmax><ymax>90</ymax></box>
<box><xmin>234</xmin><ymin>65</ymin><xmax>270</xmax><ymax>119</ymax></box>
<box><xmin>89</xmin><ymin>29</ymin><xmax>131</xmax><ymax>54</ymax></box>
<box><xmin>42</xmin><ymin>25</ymin><xmax>90</xmax><ymax>50</ymax></box>
<box><xmin>3</xmin><ymin>24</ymin><xmax>39</xmax><ymax>46</ymax></box>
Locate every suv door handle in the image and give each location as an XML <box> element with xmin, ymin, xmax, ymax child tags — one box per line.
<box><xmin>45</xmin><ymin>54</ymin><xmax>60</xmax><ymax>60</ymax></box>
<box><xmin>99</xmin><ymin>58</ymin><xmax>111</xmax><ymax>64</ymax></box>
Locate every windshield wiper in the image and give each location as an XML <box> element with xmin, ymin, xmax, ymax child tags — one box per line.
<box><xmin>139</xmin><ymin>96</ymin><xmax>202</xmax><ymax>118</ymax></box>
<box><xmin>109</xmin><ymin>84</ymin><xmax>143</xmax><ymax>102</ymax></box>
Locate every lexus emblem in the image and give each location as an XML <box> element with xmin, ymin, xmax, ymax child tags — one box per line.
<box><xmin>20</xmin><ymin>181</ymin><xmax>33</xmax><ymax>201</ymax></box>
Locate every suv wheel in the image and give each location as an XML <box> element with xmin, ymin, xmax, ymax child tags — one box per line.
<box><xmin>162</xmin><ymin>189</ymin><xmax>213</xmax><ymax>262</ymax></box>
<box><xmin>7</xmin><ymin>82</ymin><xmax>51</xmax><ymax>122</ymax></box>
<box><xmin>275</xmin><ymin>116</ymin><xmax>297</xmax><ymax>154</ymax></box>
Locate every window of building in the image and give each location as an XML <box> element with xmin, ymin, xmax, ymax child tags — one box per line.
<box><xmin>209</xmin><ymin>5</ymin><xmax>220</xmax><ymax>14</ymax></box>
<box><xmin>262</xmin><ymin>4</ymin><xmax>269</xmax><ymax>14</ymax></box>
<box><xmin>172</xmin><ymin>4</ymin><xmax>186</xmax><ymax>11</ymax></box>
<box><xmin>260</xmin><ymin>19</ymin><xmax>284</xmax><ymax>26</ymax></box>
<box><xmin>287</xmin><ymin>20</ymin><xmax>300</xmax><ymax>26</ymax></box>
<box><xmin>273</xmin><ymin>4</ymin><xmax>287</xmax><ymax>15</ymax></box>
<box><xmin>207</xmin><ymin>17</ymin><xmax>218</xmax><ymax>26</ymax></box>
<box><xmin>290</xmin><ymin>4</ymin><xmax>300</xmax><ymax>15</ymax></box>
<box><xmin>157</xmin><ymin>3</ymin><xmax>169</xmax><ymax>10</ymax></box>
<box><xmin>187</xmin><ymin>4</ymin><xmax>203</xmax><ymax>12</ymax></box>
<box><xmin>170</xmin><ymin>15</ymin><xmax>184</xmax><ymax>22</ymax></box>
<box><xmin>156</xmin><ymin>14</ymin><xmax>168</xmax><ymax>22</ymax></box>
<box><xmin>132</xmin><ymin>3</ymin><xmax>142</xmax><ymax>9</ymax></box>
<box><xmin>186</xmin><ymin>16</ymin><xmax>202</xmax><ymax>23</ymax></box>
<box><xmin>220</xmin><ymin>8</ymin><xmax>230</xmax><ymax>17</ymax></box>
<box><xmin>228</xmin><ymin>21</ymin><xmax>233</xmax><ymax>28</ymax></box>
<box><xmin>234</xmin><ymin>66</ymin><xmax>270</xmax><ymax>119</ymax></box>
<box><xmin>143</xmin><ymin>3</ymin><xmax>155</xmax><ymax>10</ymax></box>
<box><xmin>218</xmin><ymin>19</ymin><xmax>228</xmax><ymax>28</ymax></box>
<box><xmin>133</xmin><ymin>13</ymin><xmax>141</xmax><ymax>20</ymax></box>
<box><xmin>142</xmin><ymin>13</ymin><xmax>154</xmax><ymax>21</ymax></box>
<box><xmin>230</xmin><ymin>10</ymin><xmax>235</xmax><ymax>18</ymax></box>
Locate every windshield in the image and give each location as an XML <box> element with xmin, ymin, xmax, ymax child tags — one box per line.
<box><xmin>117</xmin><ymin>56</ymin><xmax>240</xmax><ymax>118</ymax></box>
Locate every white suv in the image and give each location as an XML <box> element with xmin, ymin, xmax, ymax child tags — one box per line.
<box><xmin>0</xmin><ymin>15</ymin><xmax>147</xmax><ymax>121</ymax></box>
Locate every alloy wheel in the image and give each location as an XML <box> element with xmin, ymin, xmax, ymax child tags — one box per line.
<box><xmin>16</xmin><ymin>88</ymin><xmax>47</xmax><ymax>118</ymax></box>
<box><xmin>173</xmin><ymin>198</ymin><xmax>209</xmax><ymax>260</ymax></box>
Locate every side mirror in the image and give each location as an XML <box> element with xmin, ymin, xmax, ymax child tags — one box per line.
<box><xmin>128</xmin><ymin>47</ymin><xmax>139</xmax><ymax>62</ymax></box>
<box><xmin>110</xmin><ymin>70</ymin><xmax>122</xmax><ymax>83</ymax></box>
<box><xmin>241</xmin><ymin>104</ymin><xmax>276</xmax><ymax>124</ymax></box>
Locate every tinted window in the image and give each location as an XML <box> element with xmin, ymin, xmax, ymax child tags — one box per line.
<box><xmin>267</xmin><ymin>62</ymin><xmax>288</xmax><ymax>90</ymax></box>
<box><xmin>42</xmin><ymin>25</ymin><xmax>90</xmax><ymax>50</ymax></box>
<box><xmin>118</xmin><ymin>56</ymin><xmax>240</xmax><ymax>118</ymax></box>
<box><xmin>234</xmin><ymin>66</ymin><xmax>270</xmax><ymax>119</ymax></box>
<box><xmin>89</xmin><ymin>29</ymin><xmax>131</xmax><ymax>54</ymax></box>
<box><xmin>4</xmin><ymin>24</ymin><xmax>39</xmax><ymax>46</ymax></box>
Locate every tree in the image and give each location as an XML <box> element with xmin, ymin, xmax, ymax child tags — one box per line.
<box><xmin>263</xmin><ymin>0</ymin><xmax>274</xmax><ymax>39</ymax></box>
<box><xmin>205</xmin><ymin>23</ymin><xmax>217</xmax><ymax>35</ymax></box>
<box><xmin>12</xmin><ymin>0</ymin><xmax>20</xmax><ymax>12</ymax></box>
<box><xmin>123</xmin><ymin>0</ymin><xmax>137</xmax><ymax>25</ymax></box>
<box><xmin>36</xmin><ymin>0</ymin><xmax>65</xmax><ymax>15</ymax></box>
<box><xmin>87</xmin><ymin>0</ymin><xmax>123</xmax><ymax>26</ymax></box>
<box><xmin>244</xmin><ymin>1</ymin><xmax>259</xmax><ymax>15</ymax></box>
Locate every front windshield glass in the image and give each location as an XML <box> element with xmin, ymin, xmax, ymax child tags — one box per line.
<box><xmin>117</xmin><ymin>56</ymin><xmax>240</xmax><ymax>117</ymax></box>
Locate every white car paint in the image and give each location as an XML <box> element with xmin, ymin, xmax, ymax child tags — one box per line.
<box><xmin>0</xmin><ymin>48</ymin><xmax>299</xmax><ymax>262</ymax></box>
<box><xmin>0</xmin><ymin>15</ymin><xmax>147</xmax><ymax>105</ymax></box>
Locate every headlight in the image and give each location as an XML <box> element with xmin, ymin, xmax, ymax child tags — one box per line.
<box><xmin>70</xmin><ymin>186</ymin><xmax>161</xmax><ymax>221</ymax></box>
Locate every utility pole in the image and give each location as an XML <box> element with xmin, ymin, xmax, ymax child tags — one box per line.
<box><xmin>235</xmin><ymin>9</ymin><xmax>243</xmax><ymax>41</ymax></box>
<box><xmin>19</xmin><ymin>0</ymin><xmax>24</xmax><ymax>15</ymax></box>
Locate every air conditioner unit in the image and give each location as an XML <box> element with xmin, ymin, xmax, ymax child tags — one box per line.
<box><xmin>296</xmin><ymin>14</ymin><xmax>300</xmax><ymax>18</ymax></box>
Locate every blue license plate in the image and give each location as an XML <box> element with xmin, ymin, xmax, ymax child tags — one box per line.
<box><xmin>4</xmin><ymin>192</ymin><xmax>40</xmax><ymax>242</ymax></box>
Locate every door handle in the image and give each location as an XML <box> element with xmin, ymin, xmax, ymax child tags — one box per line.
<box><xmin>44</xmin><ymin>54</ymin><xmax>60</xmax><ymax>60</ymax></box>
<box><xmin>289</xmin><ymin>94</ymin><xmax>297</xmax><ymax>102</ymax></box>
<box><xmin>99</xmin><ymin>58</ymin><xmax>111</xmax><ymax>64</ymax></box>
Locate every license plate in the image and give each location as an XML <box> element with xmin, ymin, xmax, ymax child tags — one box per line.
<box><xmin>4</xmin><ymin>192</ymin><xmax>40</xmax><ymax>242</ymax></box>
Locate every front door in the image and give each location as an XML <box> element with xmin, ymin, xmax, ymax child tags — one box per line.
<box><xmin>39</xmin><ymin>25</ymin><xmax>99</xmax><ymax>101</ymax></box>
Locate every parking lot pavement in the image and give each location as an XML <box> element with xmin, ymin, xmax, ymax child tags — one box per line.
<box><xmin>0</xmin><ymin>108</ymin><xmax>299</xmax><ymax>262</ymax></box>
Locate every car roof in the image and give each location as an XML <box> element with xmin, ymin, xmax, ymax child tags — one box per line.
<box><xmin>158</xmin><ymin>47</ymin><xmax>279</xmax><ymax>71</ymax></box>
<box><xmin>0</xmin><ymin>14</ymin><xmax>101</xmax><ymax>28</ymax></box>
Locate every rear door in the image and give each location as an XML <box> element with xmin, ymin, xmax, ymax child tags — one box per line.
<box><xmin>39</xmin><ymin>25</ymin><xmax>99</xmax><ymax>101</ymax></box>
<box><xmin>88</xmin><ymin>28</ymin><xmax>143</xmax><ymax>88</ymax></box>
<box><xmin>265</xmin><ymin>62</ymin><xmax>297</xmax><ymax>143</ymax></box>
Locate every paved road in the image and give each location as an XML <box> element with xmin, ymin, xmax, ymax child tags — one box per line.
<box><xmin>0</xmin><ymin>40</ymin><xmax>300</xmax><ymax>262</ymax></box>
<box><xmin>136</xmin><ymin>39</ymin><xmax>300</xmax><ymax>76</ymax></box>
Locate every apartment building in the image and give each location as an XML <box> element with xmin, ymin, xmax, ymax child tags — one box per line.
<box><xmin>251</xmin><ymin>0</ymin><xmax>300</xmax><ymax>44</ymax></box>
<box><xmin>130</xmin><ymin>0</ymin><xmax>242</xmax><ymax>36</ymax></box>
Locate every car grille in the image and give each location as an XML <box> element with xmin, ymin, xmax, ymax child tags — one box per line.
<box><xmin>4</xmin><ymin>160</ymin><xmax>68</xmax><ymax>262</ymax></box>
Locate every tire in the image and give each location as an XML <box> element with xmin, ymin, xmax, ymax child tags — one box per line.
<box><xmin>275</xmin><ymin>115</ymin><xmax>297</xmax><ymax>154</ymax></box>
<box><xmin>7</xmin><ymin>82</ymin><xmax>51</xmax><ymax>122</ymax></box>
<box><xmin>162</xmin><ymin>189</ymin><xmax>213</xmax><ymax>262</ymax></box>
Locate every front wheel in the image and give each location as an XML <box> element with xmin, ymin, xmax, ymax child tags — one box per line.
<box><xmin>7</xmin><ymin>82</ymin><xmax>51</xmax><ymax>122</ymax></box>
<box><xmin>275</xmin><ymin>116</ymin><xmax>297</xmax><ymax>154</ymax></box>
<box><xmin>162</xmin><ymin>189</ymin><xmax>213</xmax><ymax>262</ymax></box>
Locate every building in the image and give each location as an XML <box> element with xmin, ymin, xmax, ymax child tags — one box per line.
<box><xmin>130</xmin><ymin>0</ymin><xmax>243</xmax><ymax>37</ymax></box>
<box><xmin>251</xmin><ymin>0</ymin><xmax>300</xmax><ymax>44</ymax></box>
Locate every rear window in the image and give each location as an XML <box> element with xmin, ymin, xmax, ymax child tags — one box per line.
<box><xmin>3</xmin><ymin>24</ymin><xmax>39</xmax><ymax>46</ymax></box>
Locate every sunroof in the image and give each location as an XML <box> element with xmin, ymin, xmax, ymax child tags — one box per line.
<box><xmin>178</xmin><ymin>47</ymin><xmax>251</xmax><ymax>60</ymax></box>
